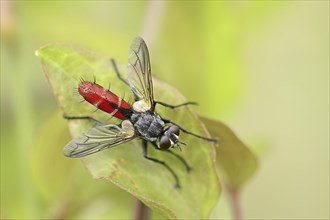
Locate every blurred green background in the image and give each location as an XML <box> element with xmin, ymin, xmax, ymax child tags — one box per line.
<box><xmin>1</xmin><ymin>1</ymin><xmax>329</xmax><ymax>219</ymax></box>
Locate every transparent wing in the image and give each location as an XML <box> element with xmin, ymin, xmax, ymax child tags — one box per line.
<box><xmin>127</xmin><ymin>37</ymin><xmax>154</xmax><ymax>112</ymax></box>
<box><xmin>63</xmin><ymin>122</ymin><xmax>135</xmax><ymax>158</ymax></box>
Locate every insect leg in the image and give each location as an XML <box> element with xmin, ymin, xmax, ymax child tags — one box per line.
<box><xmin>142</xmin><ymin>140</ymin><xmax>181</xmax><ymax>188</ymax></box>
<box><xmin>165</xmin><ymin>150</ymin><xmax>192</xmax><ymax>172</ymax></box>
<box><xmin>63</xmin><ymin>115</ymin><xmax>104</xmax><ymax>126</ymax></box>
<box><xmin>150</xmin><ymin>142</ymin><xmax>191</xmax><ymax>172</ymax></box>
<box><xmin>162</xmin><ymin>118</ymin><xmax>218</xmax><ymax>143</ymax></box>
<box><xmin>111</xmin><ymin>58</ymin><xmax>139</xmax><ymax>101</ymax></box>
<box><xmin>154</xmin><ymin>101</ymin><xmax>198</xmax><ymax>109</ymax></box>
<box><xmin>110</xmin><ymin>58</ymin><xmax>130</xmax><ymax>87</ymax></box>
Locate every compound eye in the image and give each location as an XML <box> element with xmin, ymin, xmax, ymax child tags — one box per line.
<box><xmin>159</xmin><ymin>136</ymin><xmax>171</xmax><ymax>150</ymax></box>
<box><xmin>169</xmin><ymin>125</ymin><xmax>180</xmax><ymax>135</ymax></box>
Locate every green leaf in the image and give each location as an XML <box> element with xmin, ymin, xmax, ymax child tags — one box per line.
<box><xmin>36</xmin><ymin>44</ymin><xmax>220</xmax><ymax>219</ymax></box>
<box><xmin>32</xmin><ymin>111</ymin><xmax>134</xmax><ymax>219</ymax></box>
<box><xmin>200</xmin><ymin>116</ymin><xmax>258</xmax><ymax>191</ymax></box>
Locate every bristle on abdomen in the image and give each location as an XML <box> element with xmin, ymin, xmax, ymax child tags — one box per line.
<box><xmin>78</xmin><ymin>81</ymin><xmax>132</xmax><ymax>120</ymax></box>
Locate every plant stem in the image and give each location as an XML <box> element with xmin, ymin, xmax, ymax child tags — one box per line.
<box><xmin>228</xmin><ymin>188</ymin><xmax>243</xmax><ymax>220</ymax></box>
<box><xmin>133</xmin><ymin>198</ymin><xmax>149</xmax><ymax>220</ymax></box>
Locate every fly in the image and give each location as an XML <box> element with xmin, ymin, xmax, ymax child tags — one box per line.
<box><xmin>63</xmin><ymin>37</ymin><xmax>218</xmax><ymax>188</ymax></box>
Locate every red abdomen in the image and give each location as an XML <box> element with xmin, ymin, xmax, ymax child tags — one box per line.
<box><xmin>78</xmin><ymin>81</ymin><xmax>132</xmax><ymax>120</ymax></box>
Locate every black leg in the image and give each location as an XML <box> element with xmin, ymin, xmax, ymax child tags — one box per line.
<box><xmin>111</xmin><ymin>58</ymin><xmax>130</xmax><ymax>86</ymax></box>
<box><xmin>111</xmin><ymin>58</ymin><xmax>139</xmax><ymax>101</ymax></box>
<box><xmin>150</xmin><ymin>142</ymin><xmax>191</xmax><ymax>172</ymax></box>
<box><xmin>164</xmin><ymin>150</ymin><xmax>192</xmax><ymax>172</ymax></box>
<box><xmin>63</xmin><ymin>115</ymin><xmax>104</xmax><ymax>126</ymax></box>
<box><xmin>162</xmin><ymin>118</ymin><xmax>218</xmax><ymax>143</ymax></box>
<box><xmin>154</xmin><ymin>100</ymin><xmax>198</xmax><ymax>109</ymax></box>
<box><xmin>142</xmin><ymin>140</ymin><xmax>181</xmax><ymax>188</ymax></box>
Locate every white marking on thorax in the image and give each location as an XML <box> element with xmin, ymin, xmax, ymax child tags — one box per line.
<box><xmin>133</xmin><ymin>100</ymin><xmax>150</xmax><ymax>112</ymax></box>
<box><xmin>121</xmin><ymin>120</ymin><xmax>135</xmax><ymax>136</ymax></box>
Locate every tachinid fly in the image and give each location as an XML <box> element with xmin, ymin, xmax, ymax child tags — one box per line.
<box><xmin>63</xmin><ymin>37</ymin><xmax>217</xmax><ymax>188</ymax></box>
